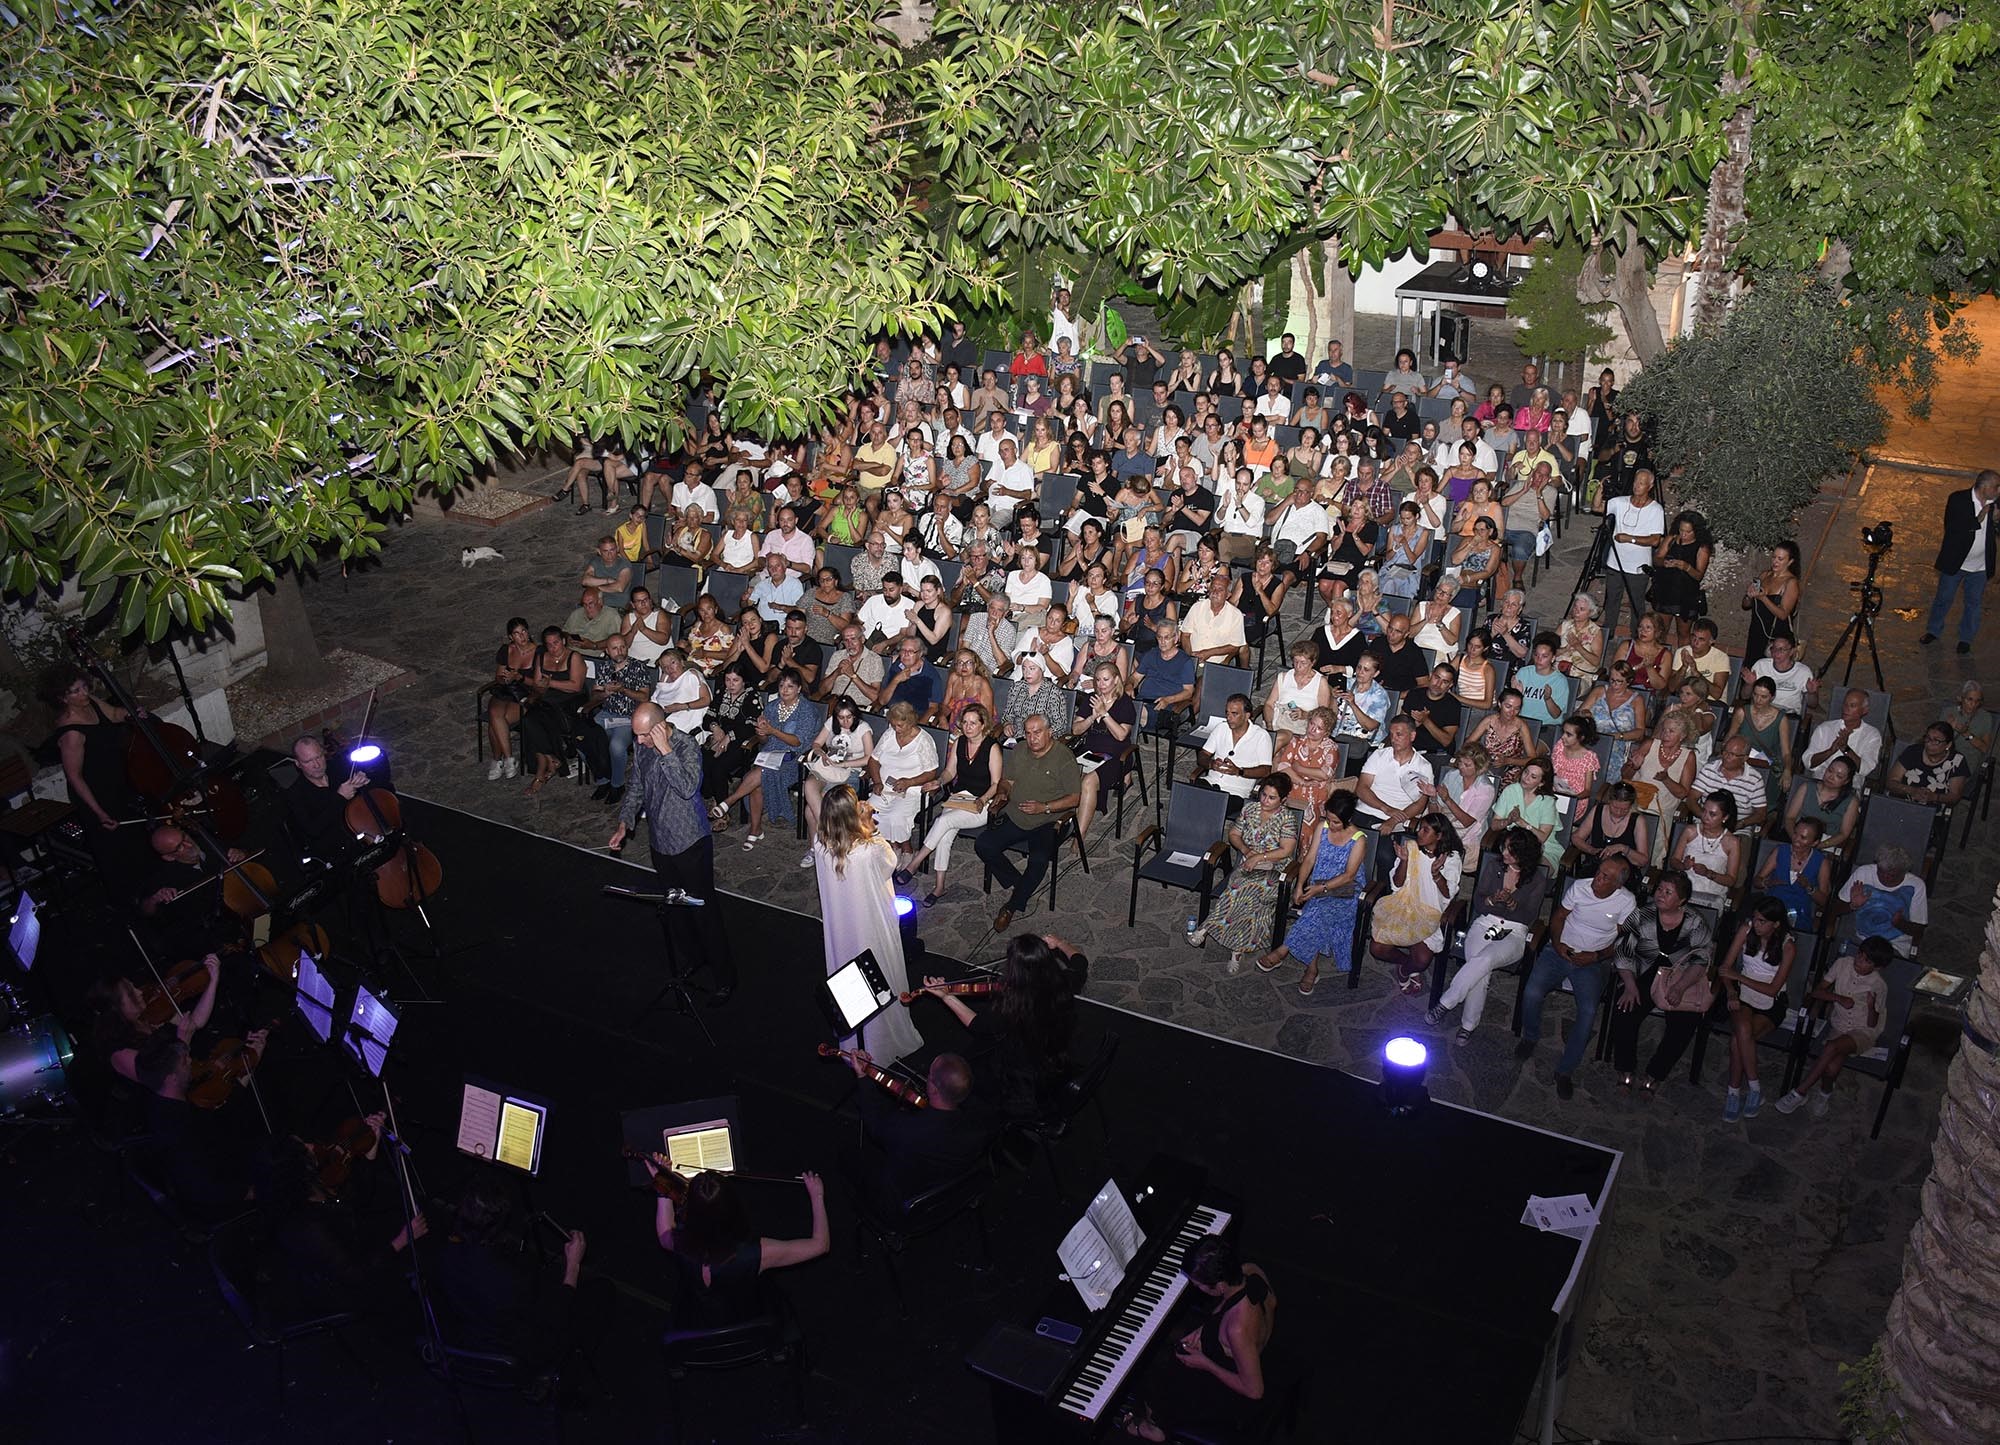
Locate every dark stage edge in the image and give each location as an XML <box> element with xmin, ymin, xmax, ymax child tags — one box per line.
<box><xmin>4</xmin><ymin>797</ymin><xmax>1618</xmax><ymax>1445</ymax></box>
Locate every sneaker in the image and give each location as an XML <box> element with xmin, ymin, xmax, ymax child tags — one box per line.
<box><xmin>1809</xmin><ymin>1087</ymin><xmax>1831</xmax><ymax>1117</ymax></box>
<box><xmin>487</xmin><ymin>759</ymin><xmax>505</xmax><ymax>781</ymax></box>
<box><xmin>1723</xmin><ymin>1087</ymin><xmax>1742</xmax><ymax>1122</ymax></box>
<box><xmin>1513</xmin><ymin>1038</ymin><xmax>1536</xmax><ymax>1061</ymax></box>
<box><xmin>591</xmin><ymin>784</ymin><xmax>611</xmax><ymax>802</ymax></box>
<box><xmin>1919</xmin><ymin>632</ymin><xmax>1938</xmax><ymax>645</ymax></box>
<box><xmin>1424</xmin><ymin>1004</ymin><xmax>1448</xmax><ymax>1026</ymax></box>
<box><xmin>503</xmin><ymin>756</ymin><xmax>519</xmax><ymax>779</ymax></box>
<box><xmin>1743</xmin><ymin>1084</ymin><xmax>1763</xmax><ymax>1118</ymax></box>
<box><xmin>1555</xmin><ymin>1074</ymin><xmax>1574</xmax><ymax>1101</ymax></box>
<box><xmin>1773</xmin><ymin>1089</ymin><xmax>1807</xmax><ymax>1115</ymax></box>
<box><xmin>798</xmin><ymin>853</ymin><xmax>816</xmax><ymax>869</ymax></box>
<box><xmin>1455</xmin><ymin>1028</ymin><xmax>1473</xmax><ymax>1047</ymax></box>
<box><xmin>1958</xmin><ymin>641</ymin><xmax>1972</xmax><ymax>655</ymax></box>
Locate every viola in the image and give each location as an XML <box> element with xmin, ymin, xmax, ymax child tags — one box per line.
<box><xmin>899</xmin><ymin>978</ymin><xmax>1003</xmax><ymax>1005</ymax></box>
<box><xmin>138</xmin><ymin>957</ymin><xmax>211</xmax><ymax>1031</ymax></box>
<box><xmin>188</xmin><ymin>1018</ymin><xmax>278</xmax><ymax>1110</ymax></box>
<box><xmin>307</xmin><ymin>1116</ymin><xmax>379</xmax><ymax>1195</ymax></box>
<box><xmin>619</xmin><ymin>1147</ymin><xmax>801</xmax><ymax>1204</ymax></box>
<box><xmin>125</xmin><ymin>717</ymin><xmax>249</xmax><ymax>839</ymax></box>
<box><xmin>343</xmin><ymin>785</ymin><xmax>445</xmax><ymax>912</ymax></box>
<box><xmin>817</xmin><ymin>1043</ymin><xmax>926</xmax><ymax>1107</ymax></box>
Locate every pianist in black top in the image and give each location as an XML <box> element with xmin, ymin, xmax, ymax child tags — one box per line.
<box><xmin>1118</xmin><ymin>1235</ymin><xmax>1276</xmax><ymax>1442</ymax></box>
<box><xmin>283</xmin><ymin>734</ymin><xmax>375</xmax><ymax>860</ymax></box>
<box><xmin>840</xmin><ymin>1050</ymin><xmax>995</xmax><ymax>1215</ymax></box>
<box><xmin>915</xmin><ymin>931</ymin><xmax>1088</xmax><ymax>1120</ymax></box>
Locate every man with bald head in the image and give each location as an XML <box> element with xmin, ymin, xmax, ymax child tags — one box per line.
<box><xmin>285</xmin><ymin>734</ymin><xmax>373</xmax><ymax>861</ymax></box>
<box><xmin>136</xmin><ymin>824</ymin><xmax>248</xmax><ymax>956</ymax></box>
<box><xmin>610</xmin><ymin>703</ymin><xmax>734</xmax><ymax>997</ymax></box>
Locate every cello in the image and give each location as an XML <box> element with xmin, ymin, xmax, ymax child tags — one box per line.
<box><xmin>327</xmin><ymin>698</ymin><xmax>445</xmax><ymax>912</ymax></box>
<box><xmin>125</xmin><ymin>717</ymin><xmax>250</xmax><ymax>840</ymax></box>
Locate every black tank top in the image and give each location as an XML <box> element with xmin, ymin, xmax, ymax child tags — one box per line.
<box><xmin>51</xmin><ymin>699</ymin><xmax>132</xmax><ymax>813</ymax></box>
<box><xmin>956</xmin><ymin>735</ymin><xmax>994</xmax><ymax>797</ymax></box>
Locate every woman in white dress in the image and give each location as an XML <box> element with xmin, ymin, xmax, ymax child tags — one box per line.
<box><xmin>799</xmin><ymin>698</ymin><xmax>875</xmax><ymax>865</ymax></box>
<box><xmin>814</xmin><ymin>786</ymin><xmax>924</xmax><ymax>1062</ymax></box>
<box><xmin>870</xmin><ymin>702</ymin><xmax>941</xmax><ymax>875</ymax></box>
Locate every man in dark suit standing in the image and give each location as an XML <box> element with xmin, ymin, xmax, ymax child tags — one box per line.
<box><xmin>1921</xmin><ymin>469</ymin><xmax>2000</xmax><ymax>654</ymax></box>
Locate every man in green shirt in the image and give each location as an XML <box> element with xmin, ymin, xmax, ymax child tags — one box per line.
<box><xmin>562</xmin><ymin>588</ymin><xmax>624</xmax><ymax>655</ymax></box>
<box><xmin>974</xmin><ymin>713</ymin><xmax>1082</xmax><ymax>930</ymax></box>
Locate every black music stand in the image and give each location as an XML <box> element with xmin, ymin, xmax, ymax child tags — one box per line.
<box><xmin>604</xmin><ymin>884</ymin><xmax>718</xmax><ymax>1046</ymax></box>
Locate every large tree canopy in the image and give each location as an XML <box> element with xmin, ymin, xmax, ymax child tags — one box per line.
<box><xmin>1742</xmin><ymin>0</ymin><xmax>2000</xmax><ymax>385</ymax></box>
<box><xmin>0</xmin><ymin>0</ymin><xmax>995</xmax><ymax>641</ymax></box>
<box><xmin>921</xmin><ymin>0</ymin><xmax>1734</xmax><ymax>300</ymax></box>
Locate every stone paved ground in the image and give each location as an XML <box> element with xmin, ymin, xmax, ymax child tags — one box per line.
<box><xmin>293</xmin><ymin>312</ymin><xmax>2000</xmax><ymax>1443</ymax></box>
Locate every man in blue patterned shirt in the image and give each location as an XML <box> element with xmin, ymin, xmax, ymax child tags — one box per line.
<box><xmin>611</xmin><ymin>704</ymin><xmax>733</xmax><ymax>999</ymax></box>
<box><xmin>588</xmin><ymin>632</ymin><xmax>657</xmax><ymax>804</ymax></box>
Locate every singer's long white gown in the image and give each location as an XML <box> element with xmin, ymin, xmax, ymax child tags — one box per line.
<box><xmin>814</xmin><ymin>836</ymin><xmax>924</xmax><ymax>1062</ymax></box>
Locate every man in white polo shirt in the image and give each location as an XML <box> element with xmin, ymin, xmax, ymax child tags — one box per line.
<box><xmin>1217</xmin><ymin>466</ymin><xmax>1266</xmax><ymax>564</ymax></box>
<box><xmin>1193</xmin><ymin>693</ymin><xmax>1273</xmax><ymax>800</ymax></box>
<box><xmin>986</xmin><ymin>438</ymin><xmax>1037</xmax><ymax>527</ymax></box>
<box><xmin>1602</xmin><ymin>468</ymin><xmax>1664</xmax><ymax>640</ymax></box>
<box><xmin>1516</xmin><ymin>855</ymin><xmax>1639</xmax><ymax>1098</ymax></box>
<box><xmin>1803</xmin><ymin>687</ymin><xmax>1883</xmax><ymax>781</ymax></box>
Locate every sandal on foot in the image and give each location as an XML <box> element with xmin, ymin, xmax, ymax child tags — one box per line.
<box><xmin>1298</xmin><ymin>972</ymin><xmax>1318</xmax><ymax>996</ymax></box>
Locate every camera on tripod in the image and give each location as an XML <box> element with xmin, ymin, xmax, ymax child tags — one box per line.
<box><xmin>1850</xmin><ymin>520</ymin><xmax>1893</xmax><ymax>615</ymax></box>
<box><xmin>1862</xmin><ymin>520</ymin><xmax>1895</xmax><ymax>553</ymax></box>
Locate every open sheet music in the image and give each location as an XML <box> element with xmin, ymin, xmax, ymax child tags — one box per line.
<box><xmin>1057</xmin><ymin>1179</ymin><xmax>1147</xmax><ymax>1311</ymax></box>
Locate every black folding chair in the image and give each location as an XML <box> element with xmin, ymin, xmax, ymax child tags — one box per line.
<box><xmin>1128</xmin><ymin>783</ymin><xmax>1232</xmax><ymax>928</ymax></box>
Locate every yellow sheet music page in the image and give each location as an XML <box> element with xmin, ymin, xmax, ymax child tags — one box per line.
<box><xmin>496</xmin><ymin>1100</ymin><xmax>541</xmax><ymax>1171</ymax></box>
<box><xmin>664</xmin><ymin>1121</ymin><xmax>734</xmax><ymax>1174</ymax></box>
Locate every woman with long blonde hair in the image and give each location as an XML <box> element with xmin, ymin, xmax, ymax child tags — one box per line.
<box><xmin>812</xmin><ymin>785</ymin><xmax>924</xmax><ymax>1059</ymax></box>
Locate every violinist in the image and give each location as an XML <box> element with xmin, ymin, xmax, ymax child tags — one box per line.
<box><xmin>42</xmin><ymin>663</ymin><xmax>144</xmax><ymax>883</ymax></box>
<box><xmin>92</xmin><ymin>952</ymin><xmax>223</xmax><ymax>1086</ymax></box>
<box><xmin>135</xmin><ymin>825</ymin><xmax>250</xmax><ymax>956</ymax></box>
<box><xmin>838</xmin><ymin>1049</ymin><xmax>993</xmax><ymax>1215</ymax></box>
<box><xmin>420</xmin><ymin>1172</ymin><xmax>587</xmax><ymax>1371</ymax></box>
<box><xmin>132</xmin><ymin>1025</ymin><xmax>264</xmax><ymax>1219</ymax></box>
<box><xmin>915</xmin><ymin>932</ymin><xmax>1089</xmax><ymax>1119</ymax></box>
<box><xmin>285</xmin><ymin>734</ymin><xmax>374</xmax><ymax>862</ymax></box>
<box><xmin>641</xmin><ymin>1161</ymin><xmax>828</xmax><ymax>1327</ymax></box>
<box><xmin>256</xmin><ymin>1114</ymin><xmax>424</xmax><ymax>1316</ymax></box>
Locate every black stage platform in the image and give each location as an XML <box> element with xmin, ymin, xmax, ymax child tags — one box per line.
<box><xmin>4</xmin><ymin>798</ymin><xmax>1617</xmax><ymax>1443</ymax></box>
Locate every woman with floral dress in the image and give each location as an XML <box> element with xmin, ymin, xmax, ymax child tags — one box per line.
<box><xmin>1197</xmin><ymin>776</ymin><xmax>1302</xmax><ymax>974</ymax></box>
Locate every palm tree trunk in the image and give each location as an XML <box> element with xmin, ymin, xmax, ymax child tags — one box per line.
<box><xmin>1881</xmin><ymin>884</ymin><xmax>2000</xmax><ymax>1442</ymax></box>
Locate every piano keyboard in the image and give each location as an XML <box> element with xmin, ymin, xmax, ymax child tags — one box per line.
<box><xmin>1057</xmin><ymin>1202</ymin><xmax>1232</xmax><ymax>1421</ymax></box>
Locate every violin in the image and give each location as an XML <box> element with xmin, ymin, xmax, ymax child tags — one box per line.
<box><xmin>126</xmin><ymin>717</ymin><xmax>249</xmax><ymax>839</ymax></box>
<box><xmin>620</xmin><ymin>1147</ymin><xmax>803</xmax><ymax>1205</ymax></box>
<box><xmin>307</xmin><ymin>1116</ymin><xmax>380</xmax><ymax>1195</ymax></box>
<box><xmin>899</xmin><ymin>977</ymin><xmax>1003</xmax><ymax>1005</ymax></box>
<box><xmin>817</xmin><ymin>1043</ymin><xmax>926</xmax><ymax>1107</ymax></box>
<box><xmin>188</xmin><ymin>1019</ymin><xmax>278</xmax><ymax>1110</ymax></box>
<box><xmin>138</xmin><ymin>957</ymin><xmax>212</xmax><ymax>1030</ymax></box>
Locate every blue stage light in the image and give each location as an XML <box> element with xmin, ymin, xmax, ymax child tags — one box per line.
<box><xmin>1381</xmin><ymin>1035</ymin><xmax>1430</xmax><ymax>1116</ymax></box>
<box><xmin>349</xmin><ymin>742</ymin><xmax>384</xmax><ymax>765</ymax></box>
<box><xmin>893</xmin><ymin>895</ymin><xmax>916</xmax><ymax>918</ymax></box>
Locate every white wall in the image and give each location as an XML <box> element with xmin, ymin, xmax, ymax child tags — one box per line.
<box><xmin>1355</xmin><ymin>246</ymin><xmax>1444</xmax><ymax>316</ymax></box>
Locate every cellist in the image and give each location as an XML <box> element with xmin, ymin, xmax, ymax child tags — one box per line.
<box><xmin>134</xmin><ymin>825</ymin><xmax>251</xmax><ymax>957</ymax></box>
<box><xmin>284</xmin><ymin>734</ymin><xmax>376</xmax><ymax>862</ymax></box>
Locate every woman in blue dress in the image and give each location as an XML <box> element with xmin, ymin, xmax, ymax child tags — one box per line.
<box><xmin>1257</xmin><ymin>791</ymin><xmax>1366</xmax><ymax>995</ymax></box>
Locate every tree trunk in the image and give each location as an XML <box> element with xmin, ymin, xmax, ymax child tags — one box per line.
<box><xmin>1692</xmin><ymin>4</ymin><xmax>1756</xmax><ymax>332</ymax></box>
<box><xmin>255</xmin><ymin>570</ymin><xmax>333</xmax><ymax>692</ymax></box>
<box><xmin>1612</xmin><ymin>222</ymin><xmax>1667</xmax><ymax>365</ymax></box>
<box><xmin>1881</xmin><ymin>884</ymin><xmax>2000</xmax><ymax>1443</ymax></box>
<box><xmin>1295</xmin><ymin>236</ymin><xmax>1355</xmax><ymax>365</ymax></box>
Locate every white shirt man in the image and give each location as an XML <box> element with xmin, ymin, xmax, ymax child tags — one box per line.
<box><xmin>1355</xmin><ymin>719</ymin><xmax>1434</xmax><ymax>826</ymax></box>
<box><xmin>858</xmin><ymin>586</ymin><xmax>917</xmax><ymax>647</ymax></box>
<box><xmin>986</xmin><ymin>443</ymin><xmax>1037</xmax><ymax>526</ymax></box>
<box><xmin>1607</xmin><ymin>483</ymin><xmax>1664</xmax><ymax>577</ymax></box>
<box><xmin>1197</xmin><ymin>706</ymin><xmax>1274</xmax><ymax>799</ymax></box>
<box><xmin>670</xmin><ymin>476</ymin><xmax>720</xmax><ymax>527</ymax></box>
<box><xmin>1555</xmin><ymin>872</ymin><xmax>1639</xmax><ymax>953</ymax></box>
<box><xmin>1254</xmin><ymin>387</ymin><xmax>1293</xmax><ymax>422</ymax></box>
<box><xmin>1217</xmin><ymin>475</ymin><xmax>1266</xmax><ymax>545</ymax></box>
<box><xmin>1271</xmin><ymin>490</ymin><xmax>1330</xmax><ymax>560</ymax></box>
<box><xmin>1804</xmin><ymin>690</ymin><xmax>1884</xmax><ymax>781</ymax></box>
<box><xmin>975</xmin><ymin>420</ymin><xmax>1018</xmax><ymax>470</ymax></box>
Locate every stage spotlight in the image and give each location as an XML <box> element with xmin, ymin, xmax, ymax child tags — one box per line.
<box><xmin>349</xmin><ymin>742</ymin><xmax>384</xmax><ymax>766</ymax></box>
<box><xmin>1381</xmin><ymin>1035</ymin><xmax>1429</xmax><ymax>1116</ymax></box>
<box><xmin>893</xmin><ymin>895</ymin><xmax>915</xmax><ymax>919</ymax></box>
<box><xmin>894</xmin><ymin>894</ymin><xmax>926</xmax><ymax>978</ymax></box>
